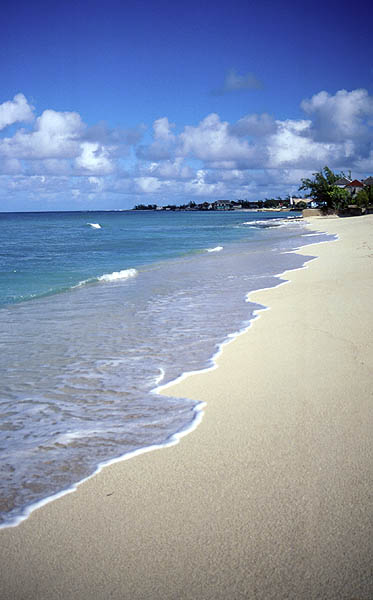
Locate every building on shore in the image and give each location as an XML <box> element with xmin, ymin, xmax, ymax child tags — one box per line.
<box><xmin>214</xmin><ymin>200</ymin><xmax>233</xmax><ymax>211</ymax></box>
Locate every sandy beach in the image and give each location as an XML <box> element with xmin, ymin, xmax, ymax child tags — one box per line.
<box><xmin>1</xmin><ymin>214</ymin><xmax>373</xmax><ymax>600</ymax></box>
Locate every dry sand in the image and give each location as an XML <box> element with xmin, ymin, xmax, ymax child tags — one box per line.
<box><xmin>1</xmin><ymin>215</ymin><xmax>373</xmax><ymax>600</ymax></box>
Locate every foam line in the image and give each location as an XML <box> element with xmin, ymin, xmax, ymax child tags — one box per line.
<box><xmin>0</xmin><ymin>400</ymin><xmax>206</xmax><ymax>530</ymax></box>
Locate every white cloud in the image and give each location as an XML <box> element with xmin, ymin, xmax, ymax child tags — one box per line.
<box><xmin>75</xmin><ymin>142</ymin><xmax>114</xmax><ymax>174</ymax></box>
<box><xmin>144</xmin><ymin>158</ymin><xmax>193</xmax><ymax>180</ymax></box>
<box><xmin>153</xmin><ymin>117</ymin><xmax>175</xmax><ymax>141</ymax></box>
<box><xmin>0</xmin><ymin>109</ymin><xmax>83</xmax><ymax>159</ymax></box>
<box><xmin>0</xmin><ymin>93</ymin><xmax>34</xmax><ymax>130</ymax></box>
<box><xmin>301</xmin><ymin>88</ymin><xmax>373</xmax><ymax>143</ymax></box>
<box><xmin>267</xmin><ymin>119</ymin><xmax>337</xmax><ymax>168</ymax></box>
<box><xmin>185</xmin><ymin>169</ymin><xmax>226</xmax><ymax>197</ymax></box>
<box><xmin>135</xmin><ymin>176</ymin><xmax>162</xmax><ymax>193</ymax></box>
<box><xmin>266</xmin><ymin>88</ymin><xmax>373</xmax><ymax>169</ymax></box>
<box><xmin>180</xmin><ymin>113</ymin><xmax>254</xmax><ymax>164</ymax></box>
<box><xmin>137</xmin><ymin>117</ymin><xmax>176</xmax><ymax>160</ymax></box>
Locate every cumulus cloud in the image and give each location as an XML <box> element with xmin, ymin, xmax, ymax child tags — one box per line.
<box><xmin>75</xmin><ymin>142</ymin><xmax>114</xmax><ymax>174</ymax></box>
<box><xmin>229</xmin><ymin>113</ymin><xmax>277</xmax><ymax>137</ymax></box>
<box><xmin>0</xmin><ymin>109</ymin><xmax>84</xmax><ymax>159</ymax></box>
<box><xmin>136</xmin><ymin>117</ymin><xmax>176</xmax><ymax>160</ymax></box>
<box><xmin>301</xmin><ymin>88</ymin><xmax>373</xmax><ymax>143</ymax></box>
<box><xmin>153</xmin><ymin>117</ymin><xmax>175</xmax><ymax>141</ymax></box>
<box><xmin>263</xmin><ymin>89</ymin><xmax>372</xmax><ymax>171</ymax></box>
<box><xmin>213</xmin><ymin>69</ymin><xmax>263</xmax><ymax>95</ymax></box>
<box><xmin>185</xmin><ymin>169</ymin><xmax>227</xmax><ymax>197</ymax></box>
<box><xmin>266</xmin><ymin>119</ymin><xmax>335</xmax><ymax>168</ymax></box>
<box><xmin>0</xmin><ymin>101</ymin><xmax>139</xmax><ymax>177</ymax></box>
<box><xmin>180</xmin><ymin>113</ymin><xmax>254</xmax><ymax>164</ymax></box>
<box><xmin>0</xmin><ymin>93</ymin><xmax>34</xmax><ymax>130</ymax></box>
<box><xmin>135</xmin><ymin>176</ymin><xmax>162</xmax><ymax>193</ymax></box>
<box><xmin>142</xmin><ymin>158</ymin><xmax>193</xmax><ymax>180</ymax></box>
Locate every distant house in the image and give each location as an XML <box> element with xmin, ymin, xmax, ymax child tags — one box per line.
<box><xmin>363</xmin><ymin>176</ymin><xmax>373</xmax><ymax>186</ymax></box>
<box><xmin>214</xmin><ymin>200</ymin><xmax>232</xmax><ymax>210</ymax></box>
<box><xmin>345</xmin><ymin>179</ymin><xmax>364</xmax><ymax>196</ymax></box>
<box><xmin>335</xmin><ymin>177</ymin><xmax>352</xmax><ymax>188</ymax></box>
<box><xmin>199</xmin><ymin>202</ymin><xmax>213</xmax><ymax>210</ymax></box>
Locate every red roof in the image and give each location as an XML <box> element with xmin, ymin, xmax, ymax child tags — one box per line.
<box><xmin>346</xmin><ymin>179</ymin><xmax>364</xmax><ymax>187</ymax></box>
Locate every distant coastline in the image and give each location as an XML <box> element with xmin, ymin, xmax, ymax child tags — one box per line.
<box><xmin>133</xmin><ymin>199</ymin><xmax>302</xmax><ymax>212</ymax></box>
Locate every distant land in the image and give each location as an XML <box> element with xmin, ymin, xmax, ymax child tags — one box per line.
<box><xmin>133</xmin><ymin>198</ymin><xmax>306</xmax><ymax>212</ymax></box>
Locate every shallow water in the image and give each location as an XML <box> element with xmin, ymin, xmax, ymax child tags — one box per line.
<box><xmin>0</xmin><ymin>210</ymin><xmax>335</xmax><ymax>526</ymax></box>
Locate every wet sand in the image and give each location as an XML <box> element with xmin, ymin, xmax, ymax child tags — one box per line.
<box><xmin>1</xmin><ymin>215</ymin><xmax>373</xmax><ymax>599</ymax></box>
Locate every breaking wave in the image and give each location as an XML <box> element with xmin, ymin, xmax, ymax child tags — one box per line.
<box><xmin>243</xmin><ymin>217</ymin><xmax>303</xmax><ymax>228</ymax></box>
<box><xmin>97</xmin><ymin>268</ymin><xmax>138</xmax><ymax>282</ymax></box>
<box><xmin>206</xmin><ymin>246</ymin><xmax>223</xmax><ymax>252</ymax></box>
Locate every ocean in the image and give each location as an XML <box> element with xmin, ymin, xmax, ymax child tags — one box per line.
<box><xmin>0</xmin><ymin>209</ymin><xmax>335</xmax><ymax>527</ymax></box>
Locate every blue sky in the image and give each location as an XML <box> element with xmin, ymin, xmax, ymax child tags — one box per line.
<box><xmin>1</xmin><ymin>0</ymin><xmax>372</xmax><ymax>211</ymax></box>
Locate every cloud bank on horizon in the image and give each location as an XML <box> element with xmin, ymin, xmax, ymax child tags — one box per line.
<box><xmin>0</xmin><ymin>87</ymin><xmax>372</xmax><ymax>210</ymax></box>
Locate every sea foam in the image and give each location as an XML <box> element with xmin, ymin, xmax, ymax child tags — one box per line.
<box><xmin>243</xmin><ymin>218</ymin><xmax>302</xmax><ymax>227</ymax></box>
<box><xmin>206</xmin><ymin>246</ymin><xmax>223</xmax><ymax>252</ymax></box>
<box><xmin>87</xmin><ymin>223</ymin><xmax>101</xmax><ymax>229</ymax></box>
<box><xmin>98</xmin><ymin>268</ymin><xmax>138</xmax><ymax>282</ymax></box>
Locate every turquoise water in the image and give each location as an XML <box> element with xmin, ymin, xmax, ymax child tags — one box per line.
<box><xmin>1</xmin><ymin>210</ymin><xmax>289</xmax><ymax>306</ymax></box>
<box><xmin>0</xmin><ymin>210</ymin><xmax>334</xmax><ymax>527</ymax></box>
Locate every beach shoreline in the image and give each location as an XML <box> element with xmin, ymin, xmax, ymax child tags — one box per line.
<box><xmin>1</xmin><ymin>215</ymin><xmax>373</xmax><ymax>599</ymax></box>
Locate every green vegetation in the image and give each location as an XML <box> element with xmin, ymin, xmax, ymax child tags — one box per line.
<box><xmin>293</xmin><ymin>200</ymin><xmax>308</xmax><ymax>210</ymax></box>
<box><xmin>355</xmin><ymin>187</ymin><xmax>373</xmax><ymax>208</ymax></box>
<box><xmin>299</xmin><ymin>166</ymin><xmax>349</xmax><ymax>212</ymax></box>
<box><xmin>261</xmin><ymin>196</ymin><xmax>291</xmax><ymax>208</ymax></box>
<box><xmin>133</xmin><ymin>204</ymin><xmax>157</xmax><ymax>210</ymax></box>
<box><xmin>299</xmin><ymin>166</ymin><xmax>373</xmax><ymax>214</ymax></box>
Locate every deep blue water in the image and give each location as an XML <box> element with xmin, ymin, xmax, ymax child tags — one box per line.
<box><xmin>0</xmin><ymin>209</ymin><xmax>334</xmax><ymax>527</ymax></box>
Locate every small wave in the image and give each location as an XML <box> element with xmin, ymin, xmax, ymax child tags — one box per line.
<box><xmin>206</xmin><ymin>246</ymin><xmax>223</xmax><ymax>253</ymax></box>
<box><xmin>87</xmin><ymin>223</ymin><xmax>101</xmax><ymax>229</ymax></box>
<box><xmin>98</xmin><ymin>268</ymin><xmax>138</xmax><ymax>282</ymax></box>
<box><xmin>242</xmin><ymin>218</ymin><xmax>284</xmax><ymax>226</ymax></box>
<box><xmin>73</xmin><ymin>268</ymin><xmax>138</xmax><ymax>288</ymax></box>
<box><xmin>243</xmin><ymin>217</ymin><xmax>303</xmax><ymax>228</ymax></box>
